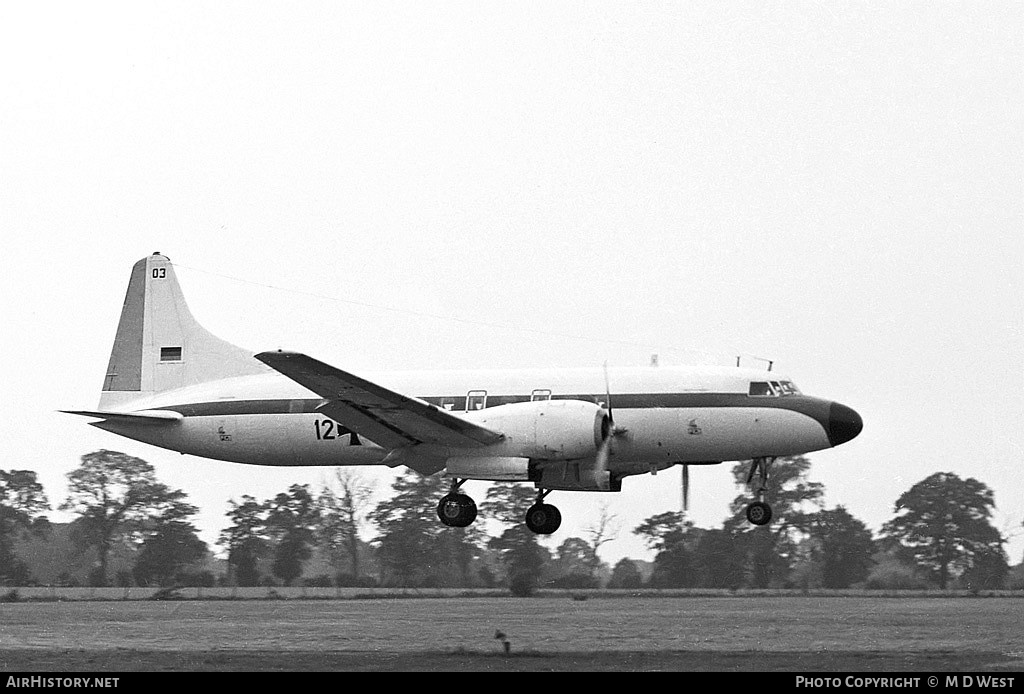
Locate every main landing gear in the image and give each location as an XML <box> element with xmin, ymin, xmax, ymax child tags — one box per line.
<box><xmin>744</xmin><ymin>456</ymin><xmax>775</xmax><ymax>526</ymax></box>
<box><xmin>436</xmin><ymin>481</ymin><xmax>562</xmax><ymax>535</ymax></box>
<box><xmin>437</xmin><ymin>478</ymin><xmax>477</xmax><ymax>528</ymax></box>
<box><xmin>525</xmin><ymin>489</ymin><xmax>561</xmax><ymax>535</ymax></box>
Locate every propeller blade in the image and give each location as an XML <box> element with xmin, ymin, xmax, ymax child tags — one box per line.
<box><xmin>595</xmin><ymin>433</ymin><xmax>611</xmax><ymax>476</ymax></box>
<box><xmin>602</xmin><ymin>361</ymin><xmax>613</xmax><ymax>424</ymax></box>
<box><xmin>682</xmin><ymin>464</ymin><xmax>690</xmax><ymax>512</ymax></box>
<box><xmin>595</xmin><ymin>363</ymin><xmax>614</xmax><ymax>477</ymax></box>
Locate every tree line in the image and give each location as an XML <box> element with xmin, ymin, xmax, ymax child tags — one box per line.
<box><xmin>1</xmin><ymin>451</ymin><xmax>1020</xmax><ymax>593</ymax></box>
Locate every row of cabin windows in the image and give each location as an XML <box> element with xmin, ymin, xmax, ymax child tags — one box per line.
<box><xmin>159</xmin><ymin>348</ymin><xmax>798</xmax><ymax>405</ymax></box>
<box><xmin>450</xmin><ymin>388</ymin><xmax>553</xmax><ymax>411</ymax></box>
<box><xmin>748</xmin><ymin>380</ymin><xmax>800</xmax><ymax>397</ymax></box>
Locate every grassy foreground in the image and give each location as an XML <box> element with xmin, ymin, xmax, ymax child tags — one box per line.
<box><xmin>1</xmin><ymin>596</ymin><xmax>1022</xmax><ymax>671</ymax></box>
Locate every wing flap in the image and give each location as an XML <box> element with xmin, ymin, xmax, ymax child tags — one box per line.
<box><xmin>255</xmin><ymin>350</ymin><xmax>504</xmax><ymax>449</ymax></box>
<box><xmin>60</xmin><ymin>409</ymin><xmax>183</xmax><ymax>424</ymax></box>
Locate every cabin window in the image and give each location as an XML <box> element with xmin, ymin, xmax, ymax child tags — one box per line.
<box><xmin>466</xmin><ymin>390</ymin><xmax>487</xmax><ymax>411</ymax></box>
<box><xmin>748</xmin><ymin>381</ymin><xmax>772</xmax><ymax>396</ymax></box>
<box><xmin>160</xmin><ymin>347</ymin><xmax>182</xmax><ymax>362</ymax></box>
<box><xmin>531</xmin><ymin>389</ymin><xmax>552</xmax><ymax>402</ymax></box>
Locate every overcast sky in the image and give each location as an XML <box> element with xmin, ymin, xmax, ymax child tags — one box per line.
<box><xmin>2</xmin><ymin>2</ymin><xmax>1022</xmax><ymax>568</ymax></box>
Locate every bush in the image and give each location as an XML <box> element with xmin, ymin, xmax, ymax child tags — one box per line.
<box><xmin>1006</xmin><ymin>565</ymin><xmax>1024</xmax><ymax>591</ymax></box>
<box><xmin>509</xmin><ymin>572</ymin><xmax>537</xmax><ymax>597</ymax></box>
<box><xmin>865</xmin><ymin>560</ymin><xmax>931</xmax><ymax>590</ymax></box>
<box><xmin>149</xmin><ymin>586</ymin><xmax>184</xmax><ymax>601</ymax></box>
<box><xmin>477</xmin><ymin>567</ymin><xmax>497</xmax><ymax>589</ymax></box>
<box><xmin>178</xmin><ymin>571</ymin><xmax>216</xmax><ymax>587</ymax></box>
<box><xmin>335</xmin><ymin>573</ymin><xmax>378</xmax><ymax>588</ymax></box>
<box><xmin>56</xmin><ymin>573</ymin><xmax>81</xmax><ymax>588</ymax></box>
<box><xmin>607</xmin><ymin>559</ymin><xmax>643</xmax><ymax>590</ymax></box>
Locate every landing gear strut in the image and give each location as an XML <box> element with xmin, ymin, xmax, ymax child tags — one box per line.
<box><xmin>525</xmin><ymin>489</ymin><xmax>561</xmax><ymax>535</ymax></box>
<box><xmin>744</xmin><ymin>456</ymin><xmax>775</xmax><ymax>526</ymax></box>
<box><xmin>437</xmin><ymin>478</ymin><xmax>477</xmax><ymax>528</ymax></box>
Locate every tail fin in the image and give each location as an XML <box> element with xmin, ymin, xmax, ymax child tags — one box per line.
<box><xmin>99</xmin><ymin>253</ymin><xmax>266</xmax><ymax>409</ymax></box>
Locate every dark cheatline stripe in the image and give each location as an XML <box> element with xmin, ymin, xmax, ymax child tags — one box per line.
<box><xmin>154</xmin><ymin>393</ymin><xmax>833</xmax><ymax>432</ymax></box>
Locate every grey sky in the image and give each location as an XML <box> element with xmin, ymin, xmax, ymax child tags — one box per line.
<box><xmin>2</xmin><ymin>2</ymin><xmax>1022</xmax><ymax>566</ymax></box>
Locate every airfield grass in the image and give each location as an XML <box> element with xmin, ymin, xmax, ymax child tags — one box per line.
<box><xmin>1</xmin><ymin>596</ymin><xmax>1022</xmax><ymax>672</ymax></box>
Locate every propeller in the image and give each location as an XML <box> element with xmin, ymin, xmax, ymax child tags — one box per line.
<box><xmin>594</xmin><ymin>362</ymin><xmax>619</xmax><ymax>476</ymax></box>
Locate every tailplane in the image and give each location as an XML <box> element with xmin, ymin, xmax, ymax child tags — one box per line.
<box><xmin>99</xmin><ymin>253</ymin><xmax>267</xmax><ymax>409</ymax></box>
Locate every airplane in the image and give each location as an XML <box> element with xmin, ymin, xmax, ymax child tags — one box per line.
<box><xmin>64</xmin><ymin>253</ymin><xmax>863</xmax><ymax>534</ymax></box>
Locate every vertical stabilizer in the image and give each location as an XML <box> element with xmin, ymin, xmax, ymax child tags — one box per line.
<box><xmin>99</xmin><ymin>253</ymin><xmax>267</xmax><ymax>409</ymax></box>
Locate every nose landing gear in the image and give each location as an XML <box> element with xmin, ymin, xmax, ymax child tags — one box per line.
<box><xmin>744</xmin><ymin>456</ymin><xmax>775</xmax><ymax>526</ymax></box>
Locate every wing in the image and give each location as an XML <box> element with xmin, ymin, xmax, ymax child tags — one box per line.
<box><xmin>255</xmin><ymin>351</ymin><xmax>504</xmax><ymax>455</ymax></box>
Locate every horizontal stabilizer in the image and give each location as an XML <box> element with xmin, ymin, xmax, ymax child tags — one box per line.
<box><xmin>60</xmin><ymin>409</ymin><xmax>183</xmax><ymax>424</ymax></box>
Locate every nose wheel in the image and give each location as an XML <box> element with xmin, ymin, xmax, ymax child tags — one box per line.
<box><xmin>525</xmin><ymin>489</ymin><xmax>561</xmax><ymax>534</ymax></box>
<box><xmin>745</xmin><ymin>500</ymin><xmax>773</xmax><ymax>525</ymax></box>
<box><xmin>744</xmin><ymin>457</ymin><xmax>775</xmax><ymax>526</ymax></box>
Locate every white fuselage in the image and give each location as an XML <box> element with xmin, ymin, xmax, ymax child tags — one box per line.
<box><xmin>92</xmin><ymin>364</ymin><xmax>835</xmax><ymax>480</ymax></box>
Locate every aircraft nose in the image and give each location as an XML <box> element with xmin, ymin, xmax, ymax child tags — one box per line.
<box><xmin>828</xmin><ymin>402</ymin><xmax>863</xmax><ymax>447</ymax></box>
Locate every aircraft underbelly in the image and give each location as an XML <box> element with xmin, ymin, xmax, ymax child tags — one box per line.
<box><xmin>100</xmin><ymin>414</ymin><xmax>387</xmax><ymax>467</ymax></box>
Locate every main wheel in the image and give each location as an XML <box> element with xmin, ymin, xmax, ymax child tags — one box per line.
<box><xmin>746</xmin><ymin>501</ymin><xmax>773</xmax><ymax>526</ymax></box>
<box><xmin>525</xmin><ymin>503</ymin><xmax>562</xmax><ymax>534</ymax></box>
<box><xmin>437</xmin><ymin>493</ymin><xmax>477</xmax><ymax>527</ymax></box>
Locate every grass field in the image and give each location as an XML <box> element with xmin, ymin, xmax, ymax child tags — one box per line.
<box><xmin>1</xmin><ymin>596</ymin><xmax>1023</xmax><ymax>671</ymax></box>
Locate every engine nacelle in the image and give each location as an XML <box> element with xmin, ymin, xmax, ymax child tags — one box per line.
<box><xmin>530</xmin><ymin>460</ymin><xmax>621</xmax><ymax>492</ymax></box>
<box><xmin>465</xmin><ymin>399</ymin><xmax>607</xmax><ymax>461</ymax></box>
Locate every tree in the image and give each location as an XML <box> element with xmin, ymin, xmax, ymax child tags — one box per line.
<box><xmin>372</xmin><ymin>473</ymin><xmax>441</xmax><ymax>586</ymax></box>
<box><xmin>633</xmin><ymin>511</ymin><xmax>696</xmax><ymax>588</ymax></box>
<box><xmin>318</xmin><ymin>469</ymin><xmax>374</xmax><ymax>581</ymax></box>
<box><xmin>550</xmin><ymin>537</ymin><xmax>598</xmax><ymax>588</ymax></box>
<box><xmin>0</xmin><ymin>470</ymin><xmax>50</xmax><ymax>584</ymax></box>
<box><xmin>133</xmin><ymin>503</ymin><xmax>208</xmax><ymax>586</ymax></box>
<box><xmin>583</xmin><ymin>502</ymin><xmax>620</xmax><ymax>581</ymax></box>
<box><xmin>60</xmin><ymin>450</ymin><xmax>193</xmax><ymax>586</ymax></box>
<box><xmin>219</xmin><ymin>495</ymin><xmax>270</xmax><ymax>587</ymax></box>
<box><xmin>607</xmin><ymin>558</ymin><xmax>643</xmax><ymax>589</ymax></box>
<box><xmin>803</xmin><ymin>506</ymin><xmax>876</xmax><ymax>588</ymax></box>
<box><xmin>724</xmin><ymin>455</ymin><xmax>824</xmax><ymax>588</ymax></box>
<box><xmin>371</xmin><ymin>472</ymin><xmax>482</xmax><ymax>587</ymax></box>
<box><xmin>882</xmin><ymin>472</ymin><xmax>1007</xmax><ymax>589</ymax></box>
<box><xmin>864</xmin><ymin>537</ymin><xmax>931</xmax><ymax>590</ymax></box>
<box><xmin>690</xmin><ymin>528</ymin><xmax>746</xmax><ymax>589</ymax></box>
<box><xmin>265</xmin><ymin>484</ymin><xmax>320</xmax><ymax>585</ymax></box>
<box><xmin>481</xmin><ymin>483</ymin><xmax>548</xmax><ymax>595</ymax></box>
<box><xmin>959</xmin><ymin>546</ymin><xmax>1009</xmax><ymax>591</ymax></box>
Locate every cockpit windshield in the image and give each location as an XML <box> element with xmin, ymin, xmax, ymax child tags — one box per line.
<box><xmin>748</xmin><ymin>380</ymin><xmax>800</xmax><ymax>397</ymax></box>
